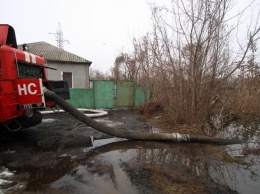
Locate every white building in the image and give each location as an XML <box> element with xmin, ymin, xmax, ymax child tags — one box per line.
<box><xmin>19</xmin><ymin>41</ymin><xmax>92</xmax><ymax>88</ymax></box>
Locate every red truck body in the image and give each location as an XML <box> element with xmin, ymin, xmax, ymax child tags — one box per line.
<box><xmin>0</xmin><ymin>24</ymin><xmax>70</xmax><ymax>131</ymax></box>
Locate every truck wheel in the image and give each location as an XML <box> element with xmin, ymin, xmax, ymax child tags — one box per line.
<box><xmin>17</xmin><ymin>111</ymin><xmax>42</xmax><ymax>129</ymax></box>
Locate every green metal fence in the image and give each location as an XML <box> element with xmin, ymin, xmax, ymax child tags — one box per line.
<box><xmin>67</xmin><ymin>80</ymin><xmax>151</xmax><ymax>109</ymax></box>
<box><xmin>93</xmin><ymin>80</ymin><xmax>114</xmax><ymax>109</ymax></box>
<box><xmin>116</xmin><ymin>81</ymin><xmax>135</xmax><ymax>107</ymax></box>
<box><xmin>67</xmin><ymin>89</ymin><xmax>94</xmax><ymax>108</ymax></box>
<box><xmin>134</xmin><ymin>85</ymin><xmax>151</xmax><ymax>107</ymax></box>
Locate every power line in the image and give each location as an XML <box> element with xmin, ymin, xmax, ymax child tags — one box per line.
<box><xmin>49</xmin><ymin>22</ymin><xmax>69</xmax><ymax>49</ymax></box>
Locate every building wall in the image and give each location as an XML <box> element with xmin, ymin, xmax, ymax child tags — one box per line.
<box><xmin>46</xmin><ymin>61</ymin><xmax>90</xmax><ymax>88</ymax></box>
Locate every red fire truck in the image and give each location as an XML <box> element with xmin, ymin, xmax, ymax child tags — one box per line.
<box><xmin>0</xmin><ymin>24</ymin><xmax>70</xmax><ymax>131</ymax></box>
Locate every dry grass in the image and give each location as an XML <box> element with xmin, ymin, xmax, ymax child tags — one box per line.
<box><xmin>140</xmin><ymin>78</ymin><xmax>260</xmax><ymax>135</ymax></box>
<box><xmin>138</xmin><ymin>98</ymin><xmax>164</xmax><ymax>116</ymax></box>
<box><xmin>224</xmin><ymin>80</ymin><xmax>260</xmax><ymax>121</ymax></box>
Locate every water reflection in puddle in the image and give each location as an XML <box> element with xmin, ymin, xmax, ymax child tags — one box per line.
<box><xmin>51</xmin><ymin>149</ymin><xmax>139</xmax><ymax>194</ymax></box>
<box><xmin>1</xmin><ymin>121</ymin><xmax>260</xmax><ymax>194</ymax></box>
<box><xmin>45</xmin><ymin>138</ymin><xmax>260</xmax><ymax>194</ymax></box>
<box><xmin>216</xmin><ymin>121</ymin><xmax>260</xmax><ymax>194</ymax></box>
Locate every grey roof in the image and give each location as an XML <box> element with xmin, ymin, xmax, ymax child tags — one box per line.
<box><xmin>18</xmin><ymin>41</ymin><xmax>92</xmax><ymax>65</ymax></box>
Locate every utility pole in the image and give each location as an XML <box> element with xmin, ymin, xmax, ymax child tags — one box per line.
<box><xmin>49</xmin><ymin>22</ymin><xmax>69</xmax><ymax>49</ymax></box>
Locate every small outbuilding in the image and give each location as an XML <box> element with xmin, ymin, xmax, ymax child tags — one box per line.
<box><xmin>19</xmin><ymin>41</ymin><xmax>92</xmax><ymax>88</ymax></box>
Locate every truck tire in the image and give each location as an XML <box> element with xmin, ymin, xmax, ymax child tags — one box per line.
<box><xmin>17</xmin><ymin>111</ymin><xmax>42</xmax><ymax>129</ymax></box>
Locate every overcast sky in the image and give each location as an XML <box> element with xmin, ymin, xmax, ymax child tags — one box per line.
<box><xmin>1</xmin><ymin>0</ymin><xmax>259</xmax><ymax>73</ymax></box>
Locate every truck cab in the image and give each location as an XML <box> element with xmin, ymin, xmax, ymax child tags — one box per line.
<box><xmin>0</xmin><ymin>24</ymin><xmax>70</xmax><ymax>131</ymax></box>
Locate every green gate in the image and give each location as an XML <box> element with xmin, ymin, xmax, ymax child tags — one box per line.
<box><xmin>93</xmin><ymin>80</ymin><xmax>114</xmax><ymax>108</ymax></box>
<box><xmin>116</xmin><ymin>81</ymin><xmax>135</xmax><ymax>107</ymax></box>
<box><xmin>68</xmin><ymin>80</ymin><xmax>151</xmax><ymax>109</ymax></box>
<box><xmin>134</xmin><ymin>85</ymin><xmax>151</xmax><ymax>107</ymax></box>
<box><xmin>68</xmin><ymin>89</ymin><xmax>94</xmax><ymax>108</ymax></box>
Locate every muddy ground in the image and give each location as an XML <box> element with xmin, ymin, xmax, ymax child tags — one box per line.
<box><xmin>0</xmin><ymin>109</ymin><xmax>259</xmax><ymax>194</ymax></box>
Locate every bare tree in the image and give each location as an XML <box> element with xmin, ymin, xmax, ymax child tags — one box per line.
<box><xmin>90</xmin><ymin>68</ymin><xmax>111</xmax><ymax>80</ymax></box>
<box><xmin>112</xmin><ymin>53</ymin><xmax>139</xmax><ymax>81</ymax></box>
<box><xmin>114</xmin><ymin>0</ymin><xmax>260</xmax><ymax>134</ymax></box>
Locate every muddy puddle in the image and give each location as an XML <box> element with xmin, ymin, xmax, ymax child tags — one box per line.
<box><xmin>0</xmin><ymin>110</ymin><xmax>259</xmax><ymax>194</ymax></box>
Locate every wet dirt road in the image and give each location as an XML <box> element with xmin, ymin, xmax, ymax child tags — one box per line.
<box><xmin>0</xmin><ymin>110</ymin><xmax>259</xmax><ymax>194</ymax></box>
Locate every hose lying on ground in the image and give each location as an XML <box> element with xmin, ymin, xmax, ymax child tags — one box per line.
<box><xmin>43</xmin><ymin>88</ymin><xmax>244</xmax><ymax>145</ymax></box>
<box><xmin>40</xmin><ymin>108</ymin><xmax>108</xmax><ymax>118</ymax></box>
